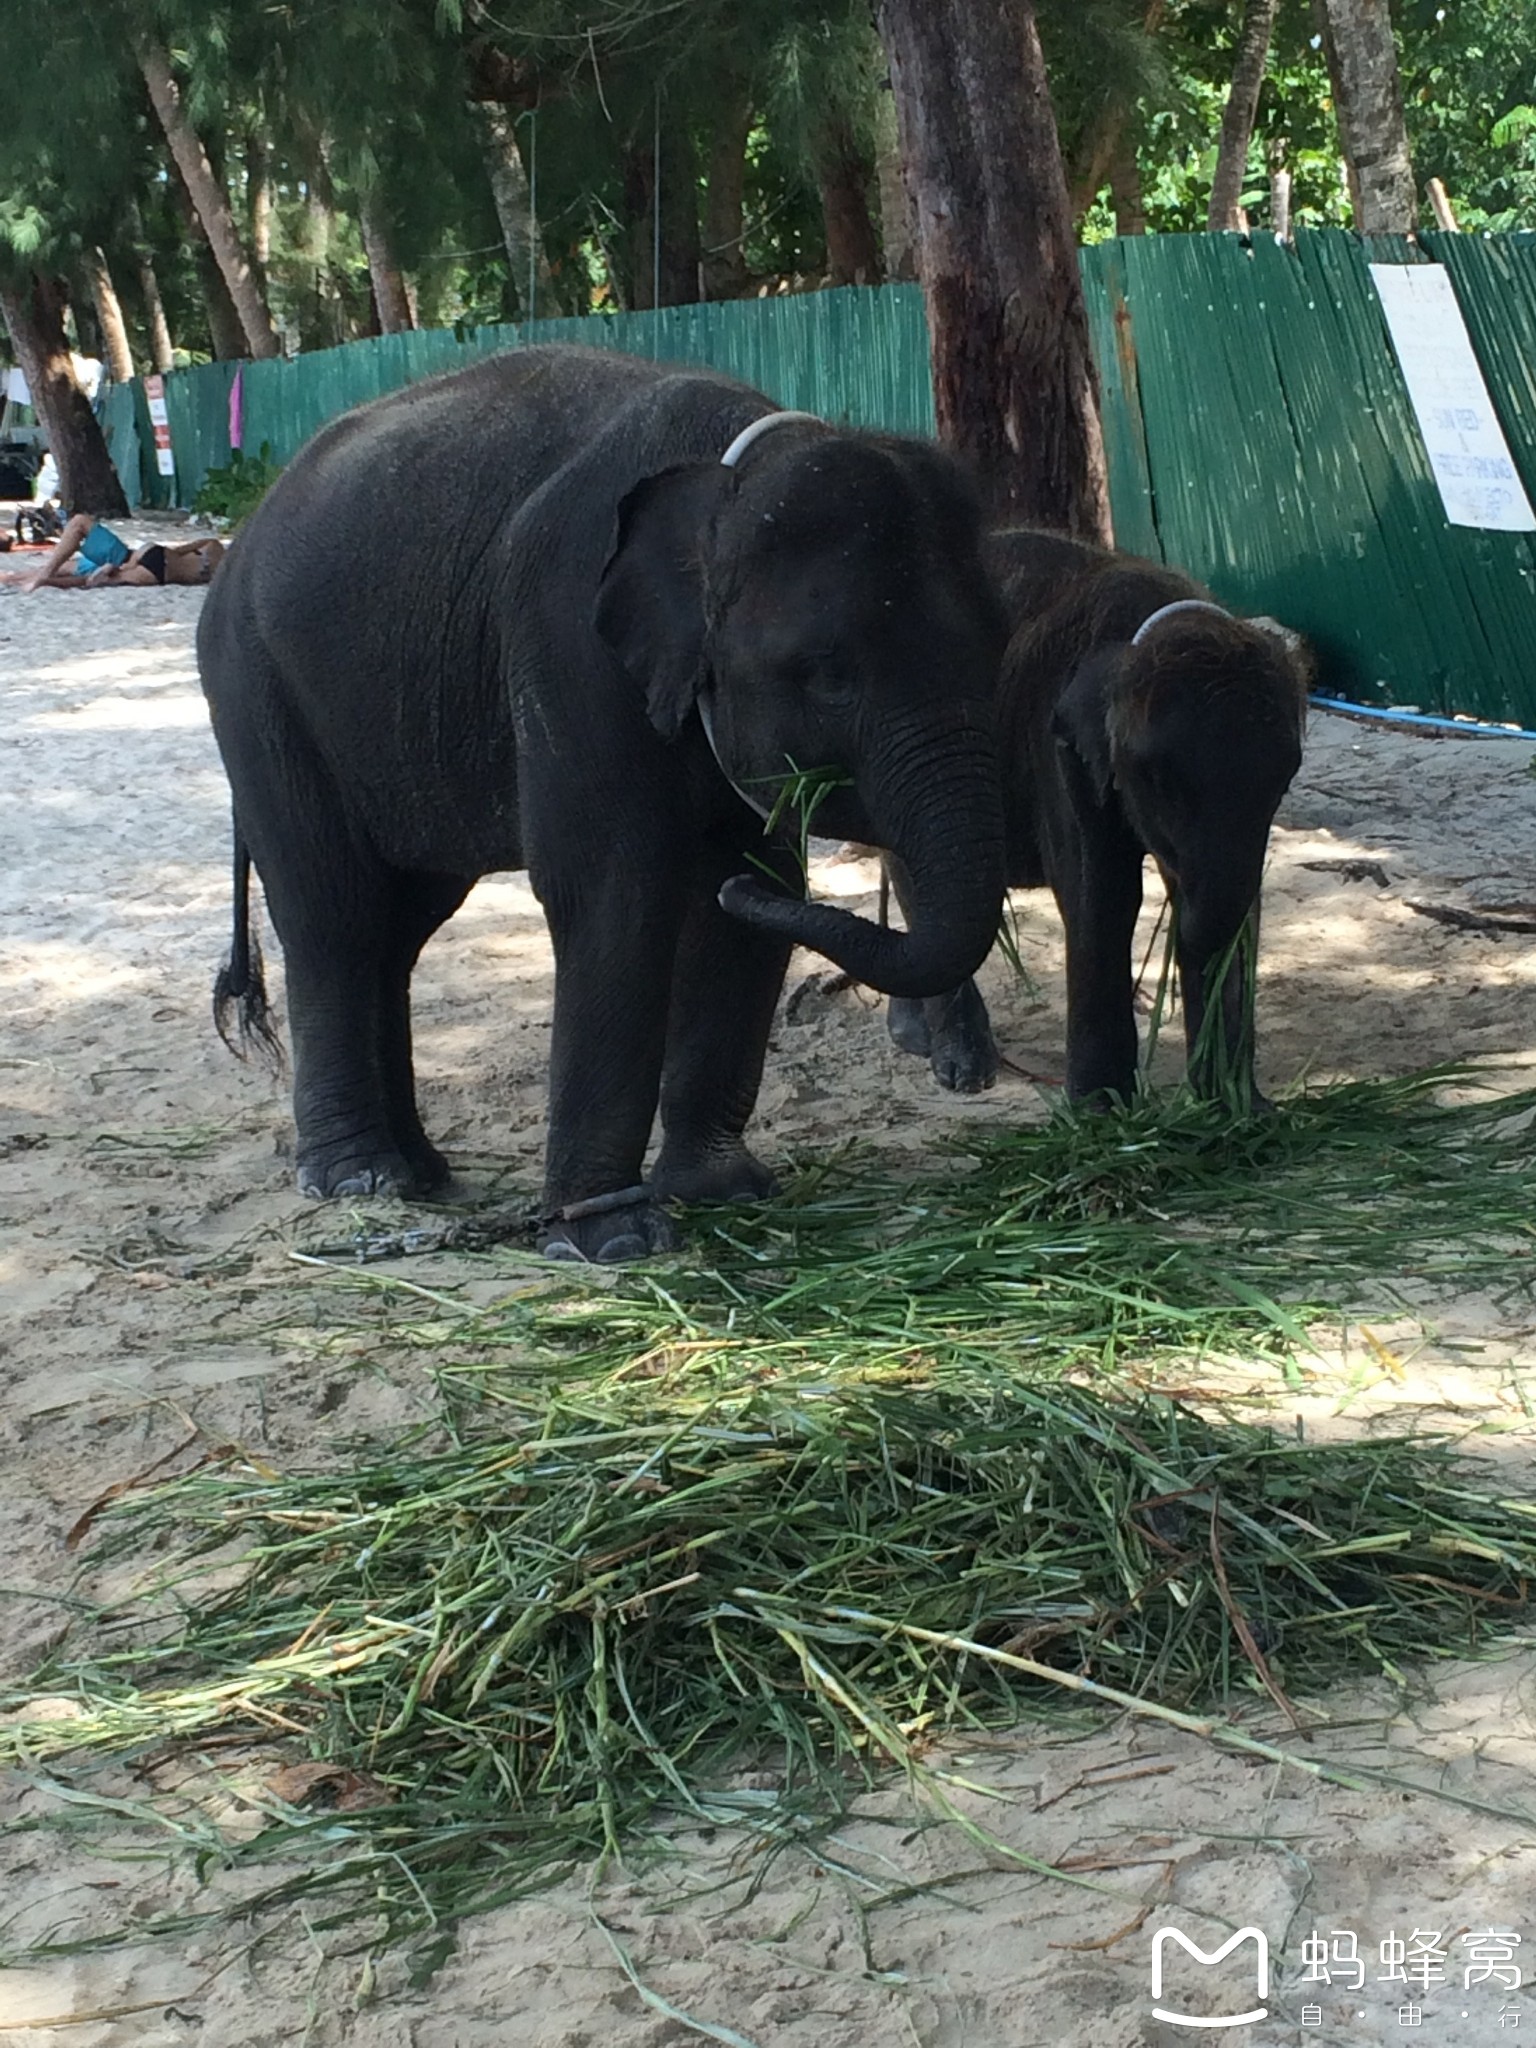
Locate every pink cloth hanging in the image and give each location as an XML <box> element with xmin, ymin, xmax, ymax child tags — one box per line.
<box><xmin>229</xmin><ymin>365</ymin><xmax>244</xmax><ymax>452</ymax></box>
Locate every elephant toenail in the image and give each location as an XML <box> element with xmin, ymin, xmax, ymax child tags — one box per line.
<box><xmin>595</xmin><ymin>1233</ymin><xmax>647</xmax><ymax>1264</ymax></box>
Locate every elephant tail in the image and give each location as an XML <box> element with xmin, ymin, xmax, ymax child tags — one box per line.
<box><xmin>213</xmin><ymin>827</ymin><xmax>284</xmax><ymax>1067</ymax></box>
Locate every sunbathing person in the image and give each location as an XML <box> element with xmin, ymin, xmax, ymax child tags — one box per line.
<box><xmin>22</xmin><ymin>513</ymin><xmax>223</xmax><ymax>591</ymax></box>
<box><xmin>88</xmin><ymin>536</ymin><xmax>225</xmax><ymax>587</ymax></box>
<box><xmin>21</xmin><ymin>513</ymin><xmax>133</xmax><ymax>589</ymax></box>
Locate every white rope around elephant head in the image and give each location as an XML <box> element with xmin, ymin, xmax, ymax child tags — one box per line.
<box><xmin>719</xmin><ymin>410</ymin><xmax>826</xmax><ymax>468</ymax></box>
<box><xmin>702</xmin><ymin>409</ymin><xmax>827</xmax><ymax>813</ymax></box>
<box><xmin>1130</xmin><ymin>597</ymin><xmax>1231</xmax><ymax>645</ymax></box>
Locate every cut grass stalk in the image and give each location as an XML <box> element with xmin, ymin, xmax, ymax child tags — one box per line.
<box><xmin>4</xmin><ymin>1067</ymin><xmax>1535</xmax><ymax>1970</ymax></box>
<box><xmin>6</xmin><ymin>1377</ymin><xmax>1534</xmax><ymax>1957</ymax></box>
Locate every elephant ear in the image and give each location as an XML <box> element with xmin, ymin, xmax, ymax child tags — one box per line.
<box><xmin>1051</xmin><ymin>646</ymin><xmax>1123</xmax><ymax>806</ymax></box>
<box><xmin>595</xmin><ymin>463</ymin><xmax>735</xmax><ymax>738</ymax></box>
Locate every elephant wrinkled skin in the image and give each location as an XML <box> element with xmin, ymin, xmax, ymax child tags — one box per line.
<box><xmin>887</xmin><ymin>528</ymin><xmax>1307</xmax><ymax>1109</ymax></box>
<box><xmin>199</xmin><ymin>346</ymin><xmax>1008</xmax><ymax>1260</ymax></box>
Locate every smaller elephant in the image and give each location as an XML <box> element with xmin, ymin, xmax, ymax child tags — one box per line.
<box><xmin>888</xmin><ymin>529</ymin><xmax>1307</xmax><ymax>1107</ymax></box>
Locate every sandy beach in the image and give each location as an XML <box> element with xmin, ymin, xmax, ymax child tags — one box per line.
<box><xmin>2</xmin><ymin>563</ymin><xmax>1535</xmax><ymax>2046</ymax></box>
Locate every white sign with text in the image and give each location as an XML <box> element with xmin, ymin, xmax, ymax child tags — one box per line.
<box><xmin>1370</xmin><ymin>263</ymin><xmax>1536</xmax><ymax>532</ymax></box>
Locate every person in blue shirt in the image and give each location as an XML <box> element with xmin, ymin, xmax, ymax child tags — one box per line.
<box><xmin>22</xmin><ymin>511</ymin><xmax>221</xmax><ymax>590</ymax></box>
<box><xmin>22</xmin><ymin>511</ymin><xmax>133</xmax><ymax>590</ymax></box>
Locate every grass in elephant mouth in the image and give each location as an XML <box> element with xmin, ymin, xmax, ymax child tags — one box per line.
<box><xmin>4</xmin><ymin>1066</ymin><xmax>1536</xmax><ymax>1974</ymax></box>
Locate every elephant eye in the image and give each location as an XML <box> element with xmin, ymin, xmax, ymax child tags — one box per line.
<box><xmin>804</xmin><ymin>662</ymin><xmax>858</xmax><ymax>709</ymax></box>
<box><xmin>781</xmin><ymin>647</ymin><xmax>832</xmax><ymax>677</ymax></box>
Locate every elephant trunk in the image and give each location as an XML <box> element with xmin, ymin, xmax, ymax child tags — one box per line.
<box><xmin>1176</xmin><ymin>884</ymin><xmax>1263</xmax><ymax>1104</ymax></box>
<box><xmin>719</xmin><ymin>713</ymin><xmax>1005</xmax><ymax>999</ymax></box>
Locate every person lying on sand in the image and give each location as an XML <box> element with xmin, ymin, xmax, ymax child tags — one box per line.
<box><xmin>20</xmin><ymin>513</ymin><xmax>224</xmax><ymax>592</ymax></box>
<box><xmin>84</xmin><ymin>535</ymin><xmax>225</xmax><ymax>588</ymax></box>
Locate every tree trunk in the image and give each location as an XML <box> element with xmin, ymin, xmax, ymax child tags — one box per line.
<box><xmin>1070</xmin><ymin>101</ymin><xmax>1127</xmax><ymax>223</ymax></box>
<box><xmin>621</xmin><ymin>143</ymin><xmax>653</xmax><ymax>309</ymax></box>
<box><xmin>1269</xmin><ymin>140</ymin><xmax>1293</xmax><ymax>238</ymax></box>
<box><xmin>1315</xmin><ymin>0</ymin><xmax>1415</xmax><ymax>233</ymax></box>
<box><xmin>166</xmin><ymin>159</ymin><xmax>247</xmax><ymax>360</ymax></box>
<box><xmin>137</xmin><ymin>37</ymin><xmax>279</xmax><ymax>357</ymax></box>
<box><xmin>247</xmin><ymin>130</ymin><xmax>274</xmax><ymax>276</ymax></box>
<box><xmin>876</xmin><ymin>0</ymin><xmax>1111</xmax><ymax>539</ymax></box>
<box><xmin>127</xmin><ymin>202</ymin><xmax>176</xmax><ymax>371</ymax></box>
<box><xmin>473</xmin><ymin>101</ymin><xmax>555</xmax><ymax>318</ymax></box>
<box><xmin>197</xmin><ymin>246</ymin><xmax>248</xmax><ymax>359</ymax></box>
<box><xmin>292</xmin><ymin>127</ymin><xmax>347</xmax><ymax>347</ymax></box>
<box><xmin>662</xmin><ymin>124</ymin><xmax>703</xmax><ymax>307</ymax></box>
<box><xmin>810</xmin><ymin>109</ymin><xmax>884</xmax><ymax>286</ymax></box>
<box><xmin>0</xmin><ymin>271</ymin><xmax>129</xmax><ymax>513</ymax></box>
<box><xmin>1426</xmin><ymin>176</ymin><xmax>1459</xmax><ymax>230</ymax></box>
<box><xmin>306</xmin><ymin>184</ymin><xmax>344</xmax><ymax>346</ymax></box>
<box><xmin>1207</xmin><ymin>0</ymin><xmax>1278</xmax><ymax>230</ymax></box>
<box><xmin>874</xmin><ymin>95</ymin><xmax>918</xmax><ymax>281</ymax></box>
<box><xmin>623</xmin><ymin>114</ymin><xmax>701</xmax><ymax>311</ymax></box>
<box><xmin>701</xmin><ymin>79</ymin><xmax>753</xmax><ymax>300</ymax></box>
<box><xmin>83</xmin><ymin>246</ymin><xmax>136</xmax><ymax>383</ymax></box>
<box><xmin>358</xmin><ymin>188</ymin><xmax>414</xmax><ymax>333</ymax></box>
<box><xmin>1067</xmin><ymin>0</ymin><xmax>1164</xmax><ymax>224</ymax></box>
<box><xmin>1109</xmin><ymin>130</ymin><xmax>1148</xmax><ymax>235</ymax></box>
<box><xmin>138</xmin><ymin>253</ymin><xmax>176</xmax><ymax>370</ymax></box>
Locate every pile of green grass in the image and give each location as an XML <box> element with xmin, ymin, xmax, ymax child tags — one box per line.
<box><xmin>4</xmin><ymin>1070</ymin><xmax>1535</xmax><ymax>1968</ymax></box>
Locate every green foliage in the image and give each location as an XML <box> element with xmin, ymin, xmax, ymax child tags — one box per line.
<box><xmin>1490</xmin><ymin>105</ymin><xmax>1536</xmax><ymax>151</ymax></box>
<box><xmin>1041</xmin><ymin>0</ymin><xmax>1182</xmax><ymax>180</ymax></box>
<box><xmin>1069</xmin><ymin>0</ymin><xmax>1535</xmax><ymax>236</ymax></box>
<box><xmin>1398</xmin><ymin>0</ymin><xmax>1536</xmax><ymax>230</ymax></box>
<box><xmin>1090</xmin><ymin>0</ymin><xmax>1353</xmax><ymax>235</ymax></box>
<box><xmin>191</xmin><ymin>443</ymin><xmax>282</xmax><ymax>525</ymax></box>
<box><xmin>2</xmin><ymin>0</ymin><xmax>1535</xmax><ymax>442</ymax></box>
<box><xmin>761</xmin><ymin>760</ymin><xmax>854</xmax><ymax>879</ymax></box>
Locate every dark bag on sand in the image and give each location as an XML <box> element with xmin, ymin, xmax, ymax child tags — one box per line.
<box><xmin>16</xmin><ymin>503</ymin><xmax>65</xmax><ymax>545</ymax></box>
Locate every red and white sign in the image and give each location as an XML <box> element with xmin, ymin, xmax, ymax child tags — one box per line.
<box><xmin>144</xmin><ymin>374</ymin><xmax>175</xmax><ymax>479</ymax></box>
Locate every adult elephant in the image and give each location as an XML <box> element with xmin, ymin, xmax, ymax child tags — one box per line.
<box><xmin>887</xmin><ymin>528</ymin><xmax>1307</xmax><ymax>1107</ymax></box>
<box><xmin>200</xmin><ymin>345</ymin><xmax>1008</xmax><ymax>1261</ymax></box>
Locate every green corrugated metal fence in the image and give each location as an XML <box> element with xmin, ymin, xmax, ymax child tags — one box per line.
<box><xmin>116</xmin><ymin>287</ymin><xmax>937</xmax><ymax>497</ymax></box>
<box><xmin>110</xmin><ymin>233</ymin><xmax>1536</xmax><ymax>724</ymax></box>
<box><xmin>218</xmin><ymin>288</ymin><xmax>938</xmax><ymax>475</ymax></box>
<box><xmin>1084</xmin><ymin>231</ymin><xmax>1536</xmax><ymax>723</ymax></box>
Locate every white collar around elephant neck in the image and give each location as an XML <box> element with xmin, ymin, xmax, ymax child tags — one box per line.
<box><xmin>720</xmin><ymin>410</ymin><xmax>825</xmax><ymax>468</ymax></box>
<box><xmin>697</xmin><ymin>693</ymin><xmax>773</xmax><ymax>820</ymax></box>
<box><xmin>1130</xmin><ymin>597</ymin><xmax>1230</xmax><ymax>645</ymax></box>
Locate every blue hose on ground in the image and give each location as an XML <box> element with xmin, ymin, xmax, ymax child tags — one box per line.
<box><xmin>1310</xmin><ymin>694</ymin><xmax>1536</xmax><ymax>743</ymax></box>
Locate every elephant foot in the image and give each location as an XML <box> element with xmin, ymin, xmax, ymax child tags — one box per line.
<box><xmin>1064</xmin><ymin>1079</ymin><xmax>1136</xmax><ymax>1113</ymax></box>
<box><xmin>400</xmin><ymin>1134</ymin><xmax>453</xmax><ymax>1193</ymax></box>
<box><xmin>297</xmin><ymin>1145</ymin><xmax>423</xmax><ymax>1200</ymax></box>
<box><xmin>1190</xmin><ymin>1078</ymin><xmax>1276</xmax><ymax>1118</ymax></box>
<box><xmin>649</xmin><ymin>1143</ymin><xmax>778</xmax><ymax>1207</ymax></box>
<box><xmin>889</xmin><ymin>989</ymin><xmax>999</xmax><ymax>1092</ymax></box>
<box><xmin>925</xmin><ymin>985</ymin><xmax>1000</xmax><ymax>1095</ymax></box>
<box><xmin>929</xmin><ymin>1028</ymin><xmax>999</xmax><ymax>1095</ymax></box>
<box><xmin>886</xmin><ymin>996</ymin><xmax>931</xmax><ymax>1059</ymax></box>
<box><xmin>539</xmin><ymin>1187</ymin><xmax>680</xmax><ymax>1265</ymax></box>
